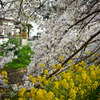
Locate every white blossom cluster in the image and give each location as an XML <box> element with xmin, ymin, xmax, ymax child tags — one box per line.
<box><xmin>3</xmin><ymin>43</ymin><xmax>15</xmax><ymax>50</ymax></box>
<box><xmin>0</xmin><ymin>44</ymin><xmax>18</xmax><ymax>92</ymax></box>
<box><xmin>0</xmin><ymin>52</ymin><xmax>17</xmax><ymax>69</ymax></box>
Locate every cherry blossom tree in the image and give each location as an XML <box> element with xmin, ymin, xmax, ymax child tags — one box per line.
<box><xmin>0</xmin><ymin>0</ymin><xmax>100</xmax><ymax>92</ymax></box>
<box><xmin>20</xmin><ymin>0</ymin><xmax>100</xmax><ymax>89</ymax></box>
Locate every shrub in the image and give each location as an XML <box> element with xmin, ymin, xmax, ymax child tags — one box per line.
<box><xmin>2</xmin><ymin>45</ymin><xmax>34</xmax><ymax>70</ymax></box>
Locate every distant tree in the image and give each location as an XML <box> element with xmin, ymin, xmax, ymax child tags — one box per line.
<box><xmin>26</xmin><ymin>24</ymin><xmax>33</xmax><ymax>38</ymax></box>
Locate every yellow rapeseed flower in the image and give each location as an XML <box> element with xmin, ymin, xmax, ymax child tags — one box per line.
<box><xmin>94</xmin><ymin>52</ymin><xmax>97</xmax><ymax>57</ymax></box>
<box><xmin>4</xmin><ymin>79</ymin><xmax>8</xmax><ymax>84</ymax></box>
<box><xmin>60</xmin><ymin>95</ymin><xmax>65</xmax><ymax>100</ymax></box>
<box><xmin>40</xmin><ymin>63</ymin><xmax>45</xmax><ymax>69</ymax></box>
<box><xmin>81</xmin><ymin>70</ymin><xmax>87</xmax><ymax>81</ymax></box>
<box><xmin>54</xmin><ymin>82</ymin><xmax>59</xmax><ymax>89</ymax></box>
<box><xmin>18</xmin><ymin>98</ymin><xmax>23</xmax><ymax>100</ymax></box>
<box><xmin>1</xmin><ymin>70</ymin><xmax>7</xmax><ymax>79</ymax></box>
<box><xmin>60</xmin><ymin>79</ymin><xmax>69</xmax><ymax>89</ymax></box>
<box><xmin>57</xmin><ymin>63</ymin><xmax>62</xmax><ymax>69</ymax></box>
<box><xmin>68</xmin><ymin>60</ymin><xmax>73</xmax><ymax>64</ymax></box>
<box><xmin>68</xmin><ymin>99</ymin><xmax>72</xmax><ymax>100</ymax></box>
<box><xmin>0</xmin><ymin>89</ymin><xmax>3</xmax><ymax>93</ymax></box>
<box><xmin>74</xmin><ymin>87</ymin><xmax>78</xmax><ymax>92</ymax></box>
<box><xmin>90</xmin><ymin>70</ymin><xmax>96</xmax><ymax>80</ymax></box>
<box><xmin>76</xmin><ymin>74</ymin><xmax>80</xmax><ymax>81</ymax></box>
<box><xmin>78</xmin><ymin>84</ymin><xmax>82</xmax><ymax>90</ymax></box>
<box><xmin>69</xmin><ymin>89</ymin><xmax>76</xmax><ymax>99</ymax></box>
<box><xmin>36</xmin><ymin>91</ymin><xmax>44</xmax><ymax>100</ymax></box>
<box><xmin>4</xmin><ymin>99</ymin><xmax>10</xmax><ymax>100</ymax></box>
<box><xmin>4</xmin><ymin>89</ymin><xmax>7</xmax><ymax>92</ymax></box>
<box><xmin>51</xmin><ymin>75</ymin><xmax>56</xmax><ymax>81</ymax></box>
<box><xmin>42</xmin><ymin>77</ymin><xmax>46</xmax><ymax>82</ymax></box>
<box><xmin>18</xmin><ymin>88</ymin><xmax>26</xmax><ymax>97</ymax></box>
<box><xmin>66</xmin><ymin>72</ymin><xmax>71</xmax><ymax>81</ymax></box>
<box><xmin>86</xmin><ymin>51</ymin><xmax>90</xmax><ymax>55</ymax></box>
<box><xmin>92</xmin><ymin>81</ymin><xmax>98</xmax><ymax>89</ymax></box>
<box><xmin>91</xmin><ymin>58</ymin><xmax>94</xmax><ymax>61</ymax></box>
<box><xmin>87</xmin><ymin>86</ymin><xmax>91</xmax><ymax>90</ymax></box>
<box><xmin>42</xmin><ymin>89</ymin><xmax>47</xmax><ymax>96</ymax></box>
<box><xmin>29</xmin><ymin>75</ymin><xmax>36</xmax><ymax>83</ymax></box>
<box><xmin>38</xmin><ymin>75</ymin><xmax>43</xmax><ymax>83</ymax></box>
<box><xmin>44</xmin><ymin>70</ymin><xmax>49</xmax><ymax>76</ymax></box>
<box><xmin>70</xmin><ymin>82</ymin><xmax>74</xmax><ymax>89</ymax></box>
<box><xmin>52</xmin><ymin>65</ymin><xmax>56</xmax><ymax>71</ymax></box>
<box><xmin>80</xmin><ymin>90</ymin><xmax>84</xmax><ymax>99</ymax></box>
<box><xmin>26</xmin><ymin>92</ymin><xmax>30</xmax><ymax>98</ymax></box>
<box><xmin>31</xmin><ymin>78</ymin><xmax>36</xmax><ymax>83</ymax></box>
<box><xmin>54</xmin><ymin>97</ymin><xmax>59</xmax><ymax>100</ymax></box>
<box><xmin>86</xmin><ymin>77</ymin><xmax>92</xmax><ymax>86</ymax></box>
<box><xmin>60</xmin><ymin>55</ymin><xmax>64</xmax><ymax>62</ymax></box>
<box><xmin>48</xmin><ymin>91</ymin><xmax>54</xmax><ymax>99</ymax></box>
<box><xmin>75</xmin><ymin>64</ymin><xmax>79</xmax><ymax>69</ymax></box>
<box><xmin>44</xmin><ymin>80</ymin><xmax>49</xmax><ymax>86</ymax></box>
<box><xmin>30</xmin><ymin>87</ymin><xmax>36</xmax><ymax>94</ymax></box>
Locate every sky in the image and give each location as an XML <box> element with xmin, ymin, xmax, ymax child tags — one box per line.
<box><xmin>29</xmin><ymin>22</ymin><xmax>44</xmax><ymax>38</ymax></box>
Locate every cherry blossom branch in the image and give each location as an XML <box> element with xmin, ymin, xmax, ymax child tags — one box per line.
<box><xmin>30</xmin><ymin>0</ymin><xmax>48</xmax><ymax>17</ymax></box>
<box><xmin>62</xmin><ymin>30</ymin><xmax>100</xmax><ymax>66</ymax></box>
<box><xmin>64</xmin><ymin>9</ymin><xmax>100</xmax><ymax>35</ymax></box>
<box><xmin>18</xmin><ymin>0</ymin><xmax>23</xmax><ymax>18</ymax></box>
<box><xmin>35</xmin><ymin>30</ymin><xmax>100</xmax><ymax>88</ymax></box>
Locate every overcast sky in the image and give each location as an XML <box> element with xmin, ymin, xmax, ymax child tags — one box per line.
<box><xmin>29</xmin><ymin>22</ymin><xmax>44</xmax><ymax>37</ymax></box>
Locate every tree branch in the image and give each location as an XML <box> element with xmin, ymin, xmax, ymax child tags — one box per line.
<box><xmin>64</xmin><ymin>9</ymin><xmax>100</xmax><ymax>35</ymax></box>
<box><xmin>18</xmin><ymin>0</ymin><xmax>23</xmax><ymax>18</ymax></box>
<box><xmin>35</xmin><ymin>30</ymin><xmax>100</xmax><ymax>88</ymax></box>
<box><xmin>30</xmin><ymin>0</ymin><xmax>48</xmax><ymax>17</ymax></box>
<box><xmin>0</xmin><ymin>0</ymin><xmax>4</xmax><ymax>8</ymax></box>
<box><xmin>62</xmin><ymin>30</ymin><xmax>100</xmax><ymax>66</ymax></box>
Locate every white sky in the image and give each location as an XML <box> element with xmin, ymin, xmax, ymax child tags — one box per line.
<box><xmin>29</xmin><ymin>22</ymin><xmax>44</xmax><ymax>37</ymax></box>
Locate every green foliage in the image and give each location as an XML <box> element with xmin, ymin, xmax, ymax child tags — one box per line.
<box><xmin>22</xmin><ymin>24</ymin><xmax>27</xmax><ymax>33</ymax></box>
<box><xmin>52</xmin><ymin>6</ymin><xmax>57</xmax><ymax>11</ymax></box>
<box><xmin>43</xmin><ymin>13</ymin><xmax>51</xmax><ymax>19</ymax></box>
<box><xmin>3</xmin><ymin>45</ymin><xmax>34</xmax><ymax>70</ymax></box>
<box><xmin>2</xmin><ymin>38</ymin><xmax>19</xmax><ymax>49</ymax></box>
<box><xmin>26</xmin><ymin>24</ymin><xmax>33</xmax><ymax>29</ymax></box>
<box><xmin>15</xmin><ymin>22</ymin><xmax>20</xmax><ymax>25</ymax></box>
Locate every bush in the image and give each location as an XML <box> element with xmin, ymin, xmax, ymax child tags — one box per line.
<box><xmin>2</xmin><ymin>45</ymin><xmax>34</xmax><ymax>70</ymax></box>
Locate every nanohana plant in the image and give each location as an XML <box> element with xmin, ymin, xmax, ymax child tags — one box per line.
<box><xmin>18</xmin><ymin>60</ymin><xmax>100</xmax><ymax>100</ymax></box>
<box><xmin>0</xmin><ymin>59</ymin><xmax>100</xmax><ymax>100</ymax></box>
